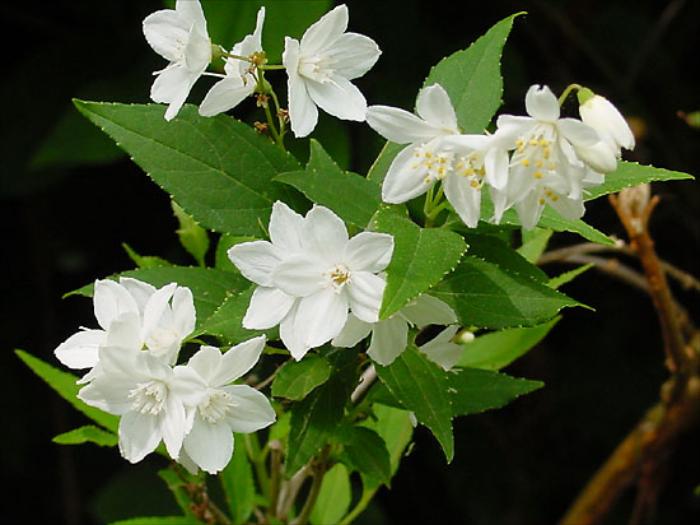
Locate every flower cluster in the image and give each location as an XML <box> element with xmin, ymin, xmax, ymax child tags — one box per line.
<box><xmin>55</xmin><ymin>279</ymin><xmax>275</xmax><ymax>473</ymax></box>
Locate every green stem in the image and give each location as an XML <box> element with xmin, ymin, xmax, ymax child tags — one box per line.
<box><xmin>222</xmin><ymin>51</ymin><xmax>252</xmax><ymax>62</ymax></box>
<box><xmin>260</xmin><ymin>64</ymin><xmax>285</xmax><ymax>70</ymax></box>
<box><xmin>338</xmin><ymin>489</ymin><xmax>377</xmax><ymax>525</ymax></box>
<box><xmin>292</xmin><ymin>447</ymin><xmax>331</xmax><ymax>525</ymax></box>
<box><xmin>558</xmin><ymin>83</ymin><xmax>583</xmax><ymax>106</ymax></box>
<box><xmin>245</xmin><ymin>433</ymin><xmax>270</xmax><ymax>497</ymax></box>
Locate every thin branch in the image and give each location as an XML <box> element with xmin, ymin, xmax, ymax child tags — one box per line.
<box><xmin>554</xmin><ymin>254</ymin><xmax>649</xmax><ymax>293</ymax></box>
<box><xmin>351</xmin><ymin>365</ymin><xmax>377</xmax><ymax>404</ymax></box>
<box><xmin>291</xmin><ymin>446</ymin><xmax>331</xmax><ymax>525</ymax></box>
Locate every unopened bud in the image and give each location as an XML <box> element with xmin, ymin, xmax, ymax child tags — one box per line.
<box><xmin>456</xmin><ymin>329</ymin><xmax>475</xmax><ymax>344</ymax></box>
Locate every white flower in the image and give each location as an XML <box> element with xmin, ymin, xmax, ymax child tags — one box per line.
<box><xmin>181</xmin><ymin>337</ymin><xmax>275</xmax><ymax>474</ymax></box>
<box><xmin>54</xmin><ymin>278</ymin><xmax>195</xmax><ymax>372</ymax></box>
<box><xmin>78</xmin><ymin>345</ymin><xmax>206</xmax><ymax>463</ymax></box>
<box><xmin>143</xmin><ymin>0</ymin><xmax>212</xmax><ymax>121</ymax></box>
<box><xmin>367</xmin><ymin>83</ymin><xmax>510</xmax><ymax>227</ymax></box>
<box><xmin>417</xmin><ymin>325</ymin><xmax>464</xmax><ymax>371</ymax></box>
<box><xmin>199</xmin><ymin>7</ymin><xmax>265</xmax><ymax>117</ymax></box>
<box><xmin>332</xmin><ymin>294</ymin><xmax>458</xmax><ymax>367</ymax></box>
<box><xmin>282</xmin><ymin>4</ymin><xmax>381</xmax><ymax>137</ymax></box>
<box><xmin>579</xmin><ymin>92</ymin><xmax>635</xmax><ymax>157</ymax></box>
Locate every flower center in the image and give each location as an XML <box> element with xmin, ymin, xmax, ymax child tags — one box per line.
<box><xmin>145</xmin><ymin>327</ymin><xmax>180</xmax><ymax>357</ymax></box>
<box><xmin>298</xmin><ymin>54</ymin><xmax>334</xmax><ymax>82</ymax></box>
<box><xmin>129</xmin><ymin>381</ymin><xmax>168</xmax><ymax>416</ymax></box>
<box><xmin>454</xmin><ymin>153</ymin><xmax>485</xmax><ymax>190</ymax></box>
<box><xmin>512</xmin><ymin>125</ymin><xmax>558</xmax><ymax>180</ymax></box>
<box><xmin>411</xmin><ymin>145</ymin><xmax>454</xmax><ymax>185</ymax></box>
<box><xmin>198</xmin><ymin>390</ymin><xmax>236</xmax><ymax>424</ymax></box>
<box><xmin>326</xmin><ymin>264</ymin><xmax>351</xmax><ymax>291</ymax></box>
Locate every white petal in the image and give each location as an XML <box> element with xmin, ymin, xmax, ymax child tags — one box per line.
<box><xmin>306</xmin><ymin>76</ymin><xmax>367</xmax><ymax>122</ymax></box>
<box><xmin>104</xmin><ymin>312</ymin><xmax>142</xmax><ymax>350</ymax></box>
<box><xmin>366</xmin><ymin>106</ymin><xmax>440</xmax><ymax>144</ymax></box>
<box><xmin>580</xmin><ymin>95</ymin><xmax>635</xmax><ymax>151</ymax></box>
<box><xmin>142</xmin><ymin>9</ymin><xmax>189</xmax><ymax>62</ymax></box>
<box><xmin>119</xmin><ymin>411</ymin><xmax>161</xmax><ymax>463</ymax></box>
<box><xmin>176</xmin><ymin>0</ymin><xmax>207</xmax><ymax>35</ymax></box>
<box><xmin>118</xmin><ymin>277</ymin><xmax>156</xmax><ymax>315</ymax></box>
<box><xmin>186</xmin><ymin>346</ymin><xmax>222</xmax><ymax>384</ymax></box>
<box><xmin>484</xmin><ymin>146</ymin><xmax>510</xmax><ymax>190</ymax></box>
<box><xmin>214</xmin><ymin>336</ymin><xmax>266</xmax><ymax>385</ymax></box>
<box><xmin>571</xmin><ymin>140</ymin><xmax>618</xmax><ymax>174</ymax></box>
<box><xmin>557</xmin><ymin>118</ymin><xmax>600</xmax><ymax>147</ymax></box>
<box><xmin>172</xmin><ymin>286</ymin><xmax>196</xmax><ymax>339</ymax></box>
<box><xmin>54</xmin><ymin>329</ymin><xmax>104</xmax><ymax>369</ymax></box>
<box><xmin>326</xmin><ymin>32</ymin><xmax>381</xmax><ymax>80</ymax></box>
<box><xmin>183</xmin><ymin>24</ymin><xmax>212</xmax><ymax>72</ymax></box>
<box><xmin>443</xmin><ymin>171</ymin><xmax>482</xmax><ymax>228</ymax></box>
<box><xmin>272</xmin><ymin>255</ymin><xmax>325</xmax><ymax>297</ymax></box>
<box><xmin>199</xmin><ymin>77</ymin><xmax>253</xmax><ymax>117</ymax></box>
<box><xmin>400</xmin><ymin>294</ymin><xmax>457</xmax><ymax>327</ymax></box>
<box><xmin>344</xmin><ymin>232</ymin><xmax>394</xmax><ymax>273</ymax></box>
<box><xmin>367</xmin><ymin>317</ymin><xmax>408</xmax><ymax>366</ymax></box>
<box><xmin>284</xmin><ymin>37</ymin><xmax>319</xmax><ymax>137</ymax></box>
<box><xmin>295</xmin><ymin>288</ymin><xmax>349</xmax><ymax>348</ymax></box>
<box><xmin>161</xmin><ymin>395</ymin><xmax>188</xmax><ymax>459</ymax></box>
<box><xmin>243</xmin><ymin>287</ymin><xmax>295</xmax><ymax>329</ymax></box>
<box><xmin>142</xmin><ymin>283</ymin><xmax>177</xmax><ymax>340</ymax></box>
<box><xmin>280</xmin><ymin>303</ymin><xmax>311</xmax><ymax>360</ymax></box>
<box><xmin>269</xmin><ymin>201</ymin><xmax>305</xmax><ymax>253</ymax></box>
<box><xmin>490</xmin><ymin>185</ymin><xmax>511</xmax><ymax>224</ymax></box>
<box><xmin>549</xmin><ymin>194</ymin><xmax>585</xmax><ymax>221</ymax></box>
<box><xmin>419</xmin><ymin>325</ymin><xmax>463</xmax><ymax>370</ymax></box>
<box><xmin>495</xmin><ymin>114</ymin><xmax>537</xmax><ymax>144</ymax></box>
<box><xmin>525</xmin><ymin>85</ymin><xmax>560</xmax><ymax>122</ymax></box>
<box><xmin>381</xmin><ymin>144</ymin><xmax>434</xmax><ymax>203</ymax></box>
<box><xmin>228</xmin><ymin>240</ymin><xmax>281</xmax><ymax>287</ymax></box>
<box><xmin>150</xmin><ymin>64</ymin><xmax>197</xmax><ymax>121</ymax></box>
<box><xmin>331</xmin><ymin>314</ymin><xmax>373</xmax><ymax>347</ymax></box>
<box><xmin>300</xmin><ymin>4</ymin><xmax>349</xmax><ymax>55</ymax></box>
<box><xmin>223</xmin><ymin>385</ymin><xmax>276</xmax><ymax>433</ymax></box>
<box><xmin>93</xmin><ymin>279</ymin><xmax>139</xmax><ymax>331</ymax></box>
<box><xmin>515</xmin><ymin>190</ymin><xmax>545</xmax><ymax>230</ymax></box>
<box><xmin>347</xmin><ymin>271</ymin><xmax>385</xmax><ymax>323</ymax></box>
<box><xmin>171</xmin><ymin>365</ymin><xmax>208</xmax><ymax>406</ymax></box>
<box><xmin>303</xmin><ymin>205</ymin><xmax>349</xmax><ymax>263</ymax></box>
<box><xmin>416</xmin><ymin>84</ymin><xmax>458</xmax><ymax>131</ymax></box>
<box><xmin>184</xmin><ymin>417</ymin><xmax>233</xmax><ymax>474</ymax></box>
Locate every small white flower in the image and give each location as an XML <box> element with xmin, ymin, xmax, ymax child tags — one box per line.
<box><xmin>143</xmin><ymin>0</ymin><xmax>212</xmax><ymax>121</ymax></box>
<box><xmin>367</xmin><ymin>83</ymin><xmax>510</xmax><ymax>227</ymax></box>
<box><xmin>332</xmin><ymin>294</ymin><xmax>458</xmax><ymax>367</ymax></box>
<box><xmin>199</xmin><ymin>7</ymin><xmax>265</xmax><ymax>117</ymax></box>
<box><xmin>181</xmin><ymin>337</ymin><xmax>276</xmax><ymax>474</ymax></box>
<box><xmin>78</xmin><ymin>345</ymin><xmax>206</xmax><ymax>463</ymax></box>
<box><xmin>282</xmin><ymin>4</ymin><xmax>381</xmax><ymax>137</ymax></box>
<box><xmin>579</xmin><ymin>92</ymin><xmax>635</xmax><ymax>157</ymax></box>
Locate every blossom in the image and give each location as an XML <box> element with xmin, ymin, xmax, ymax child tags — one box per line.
<box><xmin>54</xmin><ymin>278</ymin><xmax>195</xmax><ymax>372</ymax></box>
<box><xmin>78</xmin><ymin>345</ymin><xmax>205</xmax><ymax>463</ymax></box>
<box><xmin>332</xmin><ymin>294</ymin><xmax>458</xmax><ymax>367</ymax></box>
<box><xmin>578</xmin><ymin>90</ymin><xmax>635</xmax><ymax>157</ymax></box>
<box><xmin>199</xmin><ymin>7</ymin><xmax>265</xmax><ymax>117</ymax></box>
<box><xmin>143</xmin><ymin>0</ymin><xmax>212</xmax><ymax>121</ymax></box>
<box><xmin>367</xmin><ymin>83</ymin><xmax>509</xmax><ymax>227</ymax></box>
<box><xmin>181</xmin><ymin>337</ymin><xmax>275</xmax><ymax>474</ymax></box>
<box><xmin>282</xmin><ymin>4</ymin><xmax>381</xmax><ymax>137</ymax></box>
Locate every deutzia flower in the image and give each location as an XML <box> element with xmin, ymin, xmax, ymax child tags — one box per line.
<box><xmin>54</xmin><ymin>278</ymin><xmax>195</xmax><ymax>372</ymax></box>
<box><xmin>332</xmin><ymin>294</ymin><xmax>458</xmax><ymax>367</ymax></box>
<box><xmin>199</xmin><ymin>7</ymin><xmax>265</xmax><ymax>117</ymax></box>
<box><xmin>578</xmin><ymin>89</ymin><xmax>635</xmax><ymax>157</ymax></box>
<box><xmin>181</xmin><ymin>337</ymin><xmax>276</xmax><ymax>474</ymax></box>
<box><xmin>270</xmin><ymin>205</ymin><xmax>394</xmax><ymax>358</ymax></box>
<box><xmin>78</xmin><ymin>345</ymin><xmax>205</xmax><ymax>463</ymax></box>
<box><xmin>143</xmin><ymin>0</ymin><xmax>212</xmax><ymax>121</ymax></box>
<box><xmin>367</xmin><ymin>83</ymin><xmax>509</xmax><ymax>227</ymax></box>
<box><xmin>282</xmin><ymin>4</ymin><xmax>381</xmax><ymax>137</ymax></box>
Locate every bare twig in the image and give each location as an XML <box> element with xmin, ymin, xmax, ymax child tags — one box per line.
<box><xmin>351</xmin><ymin>365</ymin><xmax>378</xmax><ymax>404</ymax></box>
<box><xmin>557</xmin><ymin>254</ymin><xmax>650</xmax><ymax>293</ymax></box>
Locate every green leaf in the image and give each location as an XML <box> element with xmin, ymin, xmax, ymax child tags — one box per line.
<box><xmin>122</xmin><ymin>243</ymin><xmax>172</xmax><ymax>270</ymax></box>
<box><xmin>448</xmin><ymin>367</ymin><xmax>543</xmax><ymax>417</ymax></box>
<box><xmin>364</xmin><ymin>404</ymin><xmax>414</xmax><ymax>476</ymax></box>
<box><xmin>67</xmin><ymin>266</ymin><xmax>249</xmax><ymax>327</ymax></box>
<box><xmin>367</xmin><ymin>142</ymin><xmax>405</xmax><ymax>186</ymax></box>
<box><xmin>424</xmin><ymin>13</ymin><xmax>523</xmax><ymax>132</ymax></box>
<box><xmin>53</xmin><ymin>425</ymin><xmax>117</xmax><ymax>447</ymax></box>
<box><xmin>276</xmin><ymin>140</ymin><xmax>382</xmax><ymax>227</ymax></box>
<box><xmin>172</xmin><ymin>201</ymin><xmax>209</xmax><ymax>266</ymax></box>
<box><xmin>310</xmin><ymin>464</ymin><xmax>352</xmax><ymax>525</ymax></box>
<box><xmin>16</xmin><ymin>350</ymin><xmax>118</xmax><ymax>432</ymax></box>
<box><xmin>157</xmin><ymin>469</ymin><xmax>196</xmax><ymax>518</ymax></box>
<box><xmin>518</xmin><ymin>228</ymin><xmax>553</xmax><ymax>263</ymax></box>
<box><xmin>272</xmin><ymin>355</ymin><xmax>332</xmax><ymax>401</ymax></box>
<box><xmin>215</xmin><ymin>234</ymin><xmax>255</xmax><ymax>272</ymax></box>
<box><xmin>431</xmin><ymin>256</ymin><xmax>578</xmax><ymax>328</ymax></box>
<box><xmin>585</xmin><ymin>161</ymin><xmax>694</xmax><ymax>201</ymax></box>
<box><xmin>548</xmin><ymin>264</ymin><xmax>594</xmax><ymax>289</ymax></box>
<box><xmin>371</xmin><ymin>207</ymin><xmax>467</xmax><ymax>319</ymax></box>
<box><xmin>537</xmin><ymin>208</ymin><xmax>614</xmax><ymax>245</ymax></box>
<box><xmin>286</xmin><ymin>352</ymin><xmax>359</xmax><ymax>475</ymax></box>
<box><xmin>465</xmin><ymin>233</ymin><xmax>548</xmax><ymax>282</ymax></box>
<box><xmin>457</xmin><ymin>317</ymin><xmax>560</xmax><ymax>370</ymax></box>
<box><xmin>108</xmin><ymin>518</ymin><xmax>200</xmax><ymax>525</ymax></box>
<box><xmin>337</xmin><ymin>426</ymin><xmax>391</xmax><ymax>486</ymax></box>
<box><xmin>221</xmin><ymin>434</ymin><xmax>255</xmax><ymax>525</ymax></box>
<box><xmin>74</xmin><ymin>101</ymin><xmax>303</xmax><ymax>236</ymax></box>
<box><xmin>202</xmin><ymin>286</ymin><xmax>275</xmax><ymax>344</ymax></box>
<box><xmin>375</xmin><ymin>347</ymin><xmax>454</xmax><ymax>461</ymax></box>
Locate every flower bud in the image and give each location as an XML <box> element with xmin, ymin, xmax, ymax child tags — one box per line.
<box><xmin>578</xmin><ymin>91</ymin><xmax>635</xmax><ymax>156</ymax></box>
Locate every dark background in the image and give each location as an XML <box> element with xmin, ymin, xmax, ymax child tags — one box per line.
<box><xmin>2</xmin><ymin>0</ymin><xmax>699</xmax><ymax>523</ymax></box>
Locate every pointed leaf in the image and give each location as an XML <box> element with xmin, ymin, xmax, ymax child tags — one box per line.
<box><xmin>220</xmin><ymin>434</ymin><xmax>255</xmax><ymax>525</ymax></box>
<box><xmin>202</xmin><ymin>286</ymin><xmax>277</xmax><ymax>344</ymax></box>
<box><xmin>518</xmin><ymin>228</ymin><xmax>553</xmax><ymax>263</ymax></box>
<box><xmin>586</xmin><ymin>161</ymin><xmax>693</xmax><ymax>201</ymax></box>
<box><xmin>172</xmin><ymin>201</ymin><xmax>209</xmax><ymax>266</ymax></box>
<box><xmin>310</xmin><ymin>464</ymin><xmax>352</xmax><ymax>525</ymax></box>
<box><xmin>272</xmin><ymin>355</ymin><xmax>332</xmax><ymax>401</ymax></box>
<box><xmin>53</xmin><ymin>425</ymin><xmax>117</xmax><ymax>447</ymax></box>
<box><xmin>337</xmin><ymin>426</ymin><xmax>391</xmax><ymax>486</ymax></box>
<box><xmin>548</xmin><ymin>264</ymin><xmax>594</xmax><ymax>289</ymax></box>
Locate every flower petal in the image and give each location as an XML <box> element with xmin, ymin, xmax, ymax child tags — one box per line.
<box><xmin>515</xmin><ymin>190</ymin><xmax>545</xmax><ymax>230</ymax></box>
<box><xmin>280</xmin><ymin>302</ymin><xmax>310</xmax><ymax>360</ymax></box>
<box><xmin>416</xmin><ymin>84</ymin><xmax>458</xmax><ymax>132</ymax></box>
<box><xmin>171</xmin><ymin>286</ymin><xmax>196</xmax><ymax>339</ymax></box>
<box><xmin>347</xmin><ymin>271</ymin><xmax>385</xmax><ymax>323</ymax></box>
<box><xmin>419</xmin><ymin>325</ymin><xmax>463</xmax><ymax>370</ymax></box>
<box><xmin>54</xmin><ymin>329</ymin><xmax>104</xmax><ymax>369</ymax></box>
<box><xmin>306</xmin><ymin>76</ymin><xmax>367</xmax><ymax>122</ymax></box>
<box><xmin>331</xmin><ymin>314</ymin><xmax>373</xmax><ymax>347</ymax></box>
<box><xmin>525</xmin><ymin>85</ymin><xmax>559</xmax><ymax>122</ymax></box>
<box><xmin>160</xmin><ymin>395</ymin><xmax>188</xmax><ymax>459</ymax></box>
<box><xmin>381</xmin><ymin>144</ymin><xmax>433</xmax><ymax>203</ymax></box>
<box><xmin>443</xmin><ymin>170</ymin><xmax>482</xmax><ymax>228</ymax></box>
<box><xmin>303</xmin><ymin>205</ymin><xmax>349</xmax><ymax>263</ymax></box>
<box><xmin>483</xmin><ymin>146</ymin><xmax>510</xmax><ymax>190</ymax></box>
<box><xmin>118</xmin><ymin>411</ymin><xmax>162</xmax><ymax>463</ymax></box>
<box><xmin>400</xmin><ymin>294</ymin><xmax>457</xmax><ymax>327</ymax></box>
<box><xmin>150</xmin><ymin>64</ymin><xmax>197</xmax><ymax>121</ymax></box>
<box><xmin>214</xmin><ymin>336</ymin><xmax>266</xmax><ymax>385</ymax></box>
<box><xmin>199</xmin><ymin>77</ymin><xmax>253</xmax><ymax>117</ymax></box>
<box><xmin>176</xmin><ymin>0</ymin><xmax>207</xmax><ymax>34</ymax></box>
<box><xmin>228</xmin><ymin>240</ymin><xmax>281</xmax><ymax>287</ymax></box>
<box><xmin>366</xmin><ymin>106</ymin><xmax>440</xmax><ymax>144</ymax></box>
<box><xmin>184</xmin><ymin>417</ymin><xmax>233</xmax><ymax>474</ymax></box>
<box><xmin>367</xmin><ymin>316</ymin><xmax>408</xmax><ymax>366</ymax></box>
<box><xmin>142</xmin><ymin>9</ymin><xmax>189</xmax><ymax>62</ymax></box>
<box><xmin>344</xmin><ymin>232</ymin><xmax>394</xmax><ymax>273</ymax></box>
<box><xmin>243</xmin><ymin>287</ymin><xmax>295</xmax><ymax>329</ymax></box>
<box><xmin>295</xmin><ymin>288</ymin><xmax>348</xmax><ymax>348</ymax></box>
<box><xmin>142</xmin><ymin>283</ymin><xmax>177</xmax><ymax>340</ymax></box>
<box><xmin>223</xmin><ymin>385</ymin><xmax>276</xmax><ymax>433</ymax></box>
<box><xmin>186</xmin><ymin>345</ymin><xmax>222</xmax><ymax>384</ymax></box>
<box><xmin>269</xmin><ymin>200</ymin><xmax>305</xmax><ymax>253</ymax></box>
<box><xmin>580</xmin><ymin>95</ymin><xmax>635</xmax><ymax>151</ymax></box>
<box><xmin>104</xmin><ymin>312</ymin><xmax>142</xmax><ymax>350</ymax></box>
<box><xmin>300</xmin><ymin>4</ymin><xmax>349</xmax><ymax>55</ymax></box>
<box><xmin>93</xmin><ymin>279</ymin><xmax>140</xmax><ymax>331</ymax></box>
<box><xmin>570</xmin><ymin>139</ymin><xmax>618</xmax><ymax>174</ymax></box>
<box><xmin>272</xmin><ymin>255</ymin><xmax>325</xmax><ymax>297</ymax></box>
<box><xmin>283</xmin><ymin>37</ymin><xmax>319</xmax><ymax>137</ymax></box>
<box><xmin>326</xmin><ymin>32</ymin><xmax>381</xmax><ymax>80</ymax></box>
<box><xmin>118</xmin><ymin>277</ymin><xmax>156</xmax><ymax>315</ymax></box>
